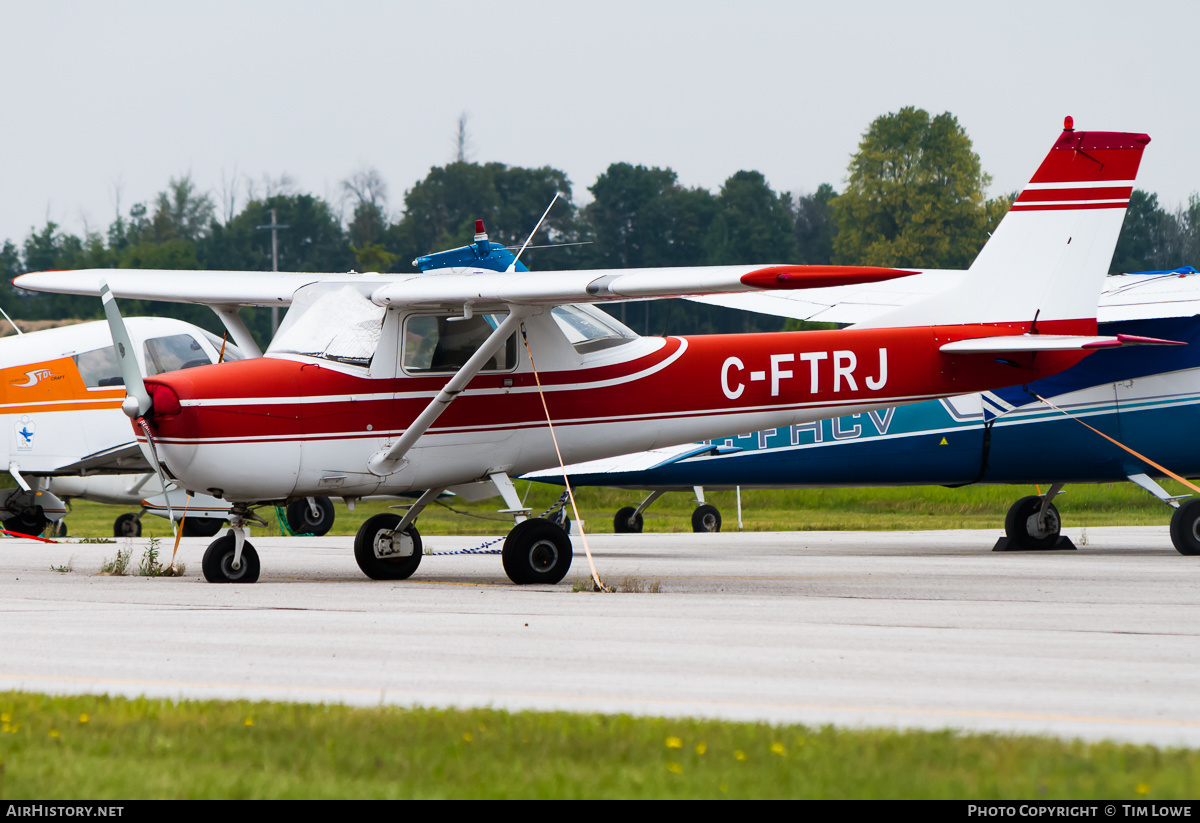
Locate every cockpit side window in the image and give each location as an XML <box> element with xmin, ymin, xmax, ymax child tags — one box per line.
<box><xmin>74</xmin><ymin>347</ymin><xmax>123</xmax><ymax>388</ymax></box>
<box><xmin>403</xmin><ymin>314</ymin><xmax>516</xmax><ymax>373</ymax></box>
<box><xmin>551</xmin><ymin>304</ymin><xmax>638</xmax><ymax>353</ymax></box>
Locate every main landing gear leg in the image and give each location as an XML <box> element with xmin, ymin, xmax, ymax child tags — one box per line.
<box><xmin>614</xmin><ymin>489</ymin><xmax>665</xmax><ymax>533</ymax></box>
<box><xmin>994</xmin><ymin>483</ymin><xmax>1075</xmax><ymax>551</ymax></box>
<box><xmin>353</xmin><ymin>488</ymin><xmax>441</xmax><ymax>580</ymax></box>
<box><xmin>1125</xmin><ymin>472</ymin><xmax>1198</xmax><ymax>556</ymax></box>
<box><xmin>202</xmin><ymin>505</ymin><xmax>263</xmax><ymax>583</ymax></box>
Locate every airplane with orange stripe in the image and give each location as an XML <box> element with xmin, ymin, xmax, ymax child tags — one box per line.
<box><xmin>15</xmin><ymin>119</ymin><xmax>1168</xmax><ymax>585</ymax></box>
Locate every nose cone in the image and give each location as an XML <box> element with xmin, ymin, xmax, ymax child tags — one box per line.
<box><xmin>143</xmin><ymin>358</ymin><xmax>305</xmax><ymax>501</ymax></box>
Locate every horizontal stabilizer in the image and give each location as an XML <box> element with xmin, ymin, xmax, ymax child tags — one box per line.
<box><xmin>940</xmin><ymin>333</ymin><xmax>1185</xmax><ymax>354</ymax></box>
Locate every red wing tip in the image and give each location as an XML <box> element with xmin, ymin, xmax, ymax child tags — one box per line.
<box><xmin>741</xmin><ymin>265</ymin><xmax>918</xmax><ymax>291</ymax></box>
<box><xmin>1115</xmin><ymin>333</ymin><xmax>1186</xmax><ymax>346</ymax></box>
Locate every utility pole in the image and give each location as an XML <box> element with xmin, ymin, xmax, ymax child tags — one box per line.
<box><xmin>256</xmin><ymin>208</ymin><xmax>289</xmax><ymax>334</ymax></box>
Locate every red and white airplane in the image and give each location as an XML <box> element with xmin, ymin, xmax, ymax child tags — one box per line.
<box><xmin>16</xmin><ymin>120</ymin><xmax>1160</xmax><ymax>585</ymax></box>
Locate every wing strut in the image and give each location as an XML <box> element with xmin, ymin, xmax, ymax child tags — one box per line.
<box><xmin>367</xmin><ymin>307</ymin><xmax>531</xmax><ymax>477</ymax></box>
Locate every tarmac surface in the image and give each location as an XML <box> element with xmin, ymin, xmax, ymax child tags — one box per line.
<box><xmin>2</xmin><ymin>525</ymin><xmax>1198</xmax><ymax>747</ymax></box>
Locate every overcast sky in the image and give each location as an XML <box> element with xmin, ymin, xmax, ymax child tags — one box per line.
<box><xmin>2</xmin><ymin>0</ymin><xmax>1196</xmax><ymax>248</ymax></box>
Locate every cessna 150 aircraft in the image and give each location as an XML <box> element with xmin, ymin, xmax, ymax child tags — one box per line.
<box><xmin>15</xmin><ymin>121</ymin><xmax>1162</xmax><ymax>585</ymax></box>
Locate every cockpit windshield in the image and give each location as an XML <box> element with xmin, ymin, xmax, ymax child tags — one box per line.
<box><xmin>268</xmin><ymin>283</ymin><xmax>386</xmax><ymax>367</ymax></box>
<box><xmin>551</xmin><ymin>304</ymin><xmax>638</xmax><ymax>353</ymax></box>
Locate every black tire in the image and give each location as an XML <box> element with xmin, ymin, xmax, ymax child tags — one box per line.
<box><xmin>1004</xmin><ymin>495</ymin><xmax>1062</xmax><ymax>550</ymax></box>
<box><xmin>354</xmin><ymin>514</ymin><xmax>422</xmax><ymax>580</ymax></box>
<box><xmin>502</xmin><ymin>518</ymin><xmax>572</xmax><ymax>585</ymax></box>
<box><xmin>613</xmin><ymin>506</ymin><xmax>643</xmax><ymax>534</ymax></box>
<box><xmin>286</xmin><ymin>496</ymin><xmax>336</xmax><ymax>536</ymax></box>
<box><xmin>182</xmin><ymin>517</ymin><xmax>225</xmax><ymax>538</ymax></box>
<box><xmin>1169</xmin><ymin>499</ymin><xmax>1200</xmax><ymax>555</ymax></box>
<box><xmin>549</xmin><ymin>506</ymin><xmax>571</xmax><ymax>535</ymax></box>
<box><xmin>202</xmin><ymin>531</ymin><xmax>261</xmax><ymax>583</ymax></box>
<box><xmin>114</xmin><ymin>513</ymin><xmax>142</xmax><ymax>538</ymax></box>
<box><xmin>691</xmin><ymin>504</ymin><xmax>722</xmax><ymax>533</ymax></box>
<box><xmin>9</xmin><ymin>508</ymin><xmax>47</xmax><ymax>537</ymax></box>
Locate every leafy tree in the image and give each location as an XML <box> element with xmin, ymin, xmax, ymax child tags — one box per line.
<box><xmin>201</xmin><ymin>194</ymin><xmax>350</xmax><ymax>273</ymax></box>
<box><xmin>794</xmin><ymin>183</ymin><xmax>838</xmax><ymax>265</ymax></box>
<box><xmin>582</xmin><ymin>163</ymin><xmax>681</xmax><ymax>269</ymax></box>
<box><xmin>150</xmin><ymin>175</ymin><xmax>216</xmax><ymax>244</ymax></box>
<box><xmin>703</xmin><ymin>170</ymin><xmax>797</xmax><ymax>265</ymax></box>
<box><xmin>832</xmin><ymin>107</ymin><xmax>993</xmax><ymax>268</ymax></box>
<box><xmin>392</xmin><ymin>162</ymin><xmax>576</xmax><ymax>271</ymax></box>
<box><xmin>1112</xmin><ymin>190</ymin><xmax>1185</xmax><ymax>273</ymax></box>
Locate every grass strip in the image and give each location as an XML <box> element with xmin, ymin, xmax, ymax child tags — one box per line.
<box><xmin>1</xmin><ymin>692</ymin><xmax>1196</xmax><ymax>800</ymax></box>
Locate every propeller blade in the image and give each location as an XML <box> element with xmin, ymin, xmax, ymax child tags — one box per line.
<box><xmin>100</xmin><ymin>280</ymin><xmax>151</xmax><ymax>418</ymax></box>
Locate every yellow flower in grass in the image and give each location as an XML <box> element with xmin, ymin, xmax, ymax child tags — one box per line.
<box><xmin>665</xmin><ymin>736</ymin><xmax>682</xmax><ymax>749</ymax></box>
<box><xmin>1136</xmin><ymin>783</ymin><xmax>1151</xmax><ymax>795</ymax></box>
<box><xmin>666</xmin><ymin>762</ymin><xmax>683</xmax><ymax>774</ymax></box>
<box><xmin>734</xmin><ymin>750</ymin><xmax>746</xmax><ymax>761</ymax></box>
<box><xmin>78</xmin><ymin>713</ymin><xmax>89</xmax><ymax>724</ymax></box>
<box><xmin>244</xmin><ymin>717</ymin><xmax>254</xmax><ymax>727</ymax></box>
<box><xmin>695</xmin><ymin>742</ymin><xmax>707</xmax><ymax>755</ymax></box>
<box><xmin>770</xmin><ymin>742</ymin><xmax>786</xmax><ymax>756</ymax></box>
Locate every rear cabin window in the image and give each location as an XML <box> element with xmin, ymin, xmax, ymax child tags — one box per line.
<box><xmin>403</xmin><ymin>314</ymin><xmax>516</xmax><ymax>373</ymax></box>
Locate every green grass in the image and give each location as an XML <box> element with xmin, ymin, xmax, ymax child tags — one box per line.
<box><xmin>0</xmin><ymin>691</ymin><xmax>1195</xmax><ymax>799</ymax></box>
<box><xmin>52</xmin><ymin>479</ymin><xmax>1187</xmax><ymax>540</ymax></box>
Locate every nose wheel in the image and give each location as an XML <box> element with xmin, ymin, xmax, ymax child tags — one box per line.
<box><xmin>202</xmin><ymin>531</ymin><xmax>261</xmax><ymax>583</ymax></box>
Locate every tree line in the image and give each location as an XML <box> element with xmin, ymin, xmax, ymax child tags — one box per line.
<box><xmin>3</xmin><ymin>107</ymin><xmax>1197</xmax><ymax>346</ymax></box>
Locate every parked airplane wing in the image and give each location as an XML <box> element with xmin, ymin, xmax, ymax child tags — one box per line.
<box><xmin>523</xmin><ymin>442</ymin><xmax>741</xmax><ymax>480</ymax></box>
<box><xmin>686</xmin><ymin>268</ymin><xmax>1200</xmax><ymax>325</ymax></box>
<box><xmin>12</xmin><ymin>269</ymin><xmax>334</xmax><ymax>307</ymax></box>
<box><xmin>52</xmin><ymin>442</ymin><xmax>150</xmax><ymax>475</ymax></box>
<box><xmin>368</xmin><ymin>264</ymin><xmax>917</xmax><ymax>310</ymax></box>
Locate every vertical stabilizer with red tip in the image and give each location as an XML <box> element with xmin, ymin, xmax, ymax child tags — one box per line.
<box><xmin>857</xmin><ymin>119</ymin><xmax>1150</xmax><ymax>333</ymax></box>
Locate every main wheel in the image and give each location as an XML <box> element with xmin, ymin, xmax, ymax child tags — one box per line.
<box><xmin>286</xmin><ymin>496</ymin><xmax>336</xmax><ymax>536</ymax></box>
<box><xmin>182</xmin><ymin>517</ymin><xmax>225</xmax><ymax>538</ymax></box>
<box><xmin>502</xmin><ymin>518</ymin><xmax>572</xmax><ymax>585</ymax></box>
<box><xmin>691</xmin><ymin>504</ymin><xmax>722</xmax><ymax>533</ymax></box>
<box><xmin>1004</xmin><ymin>495</ymin><xmax>1062</xmax><ymax>550</ymax></box>
<box><xmin>354</xmin><ymin>514</ymin><xmax>422</xmax><ymax>580</ymax></box>
<box><xmin>114</xmin><ymin>512</ymin><xmax>142</xmax><ymax>538</ymax></box>
<box><xmin>202</xmin><ymin>531</ymin><xmax>261</xmax><ymax>583</ymax></box>
<box><xmin>1169</xmin><ymin>499</ymin><xmax>1200</xmax><ymax>555</ymax></box>
<box><xmin>613</xmin><ymin>506</ymin><xmax>643</xmax><ymax>534</ymax></box>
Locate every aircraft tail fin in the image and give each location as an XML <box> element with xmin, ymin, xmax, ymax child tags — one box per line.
<box><xmin>857</xmin><ymin>120</ymin><xmax>1150</xmax><ymax>333</ymax></box>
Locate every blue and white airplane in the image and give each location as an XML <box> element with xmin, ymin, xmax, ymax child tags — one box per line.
<box><xmin>524</xmin><ymin>268</ymin><xmax>1200</xmax><ymax>555</ymax></box>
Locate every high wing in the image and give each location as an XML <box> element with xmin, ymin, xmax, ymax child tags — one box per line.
<box><xmin>686</xmin><ymin>267</ymin><xmax>1200</xmax><ymax>325</ymax></box>
<box><xmin>14</xmin><ymin>264</ymin><xmax>920</xmax><ymax>310</ymax></box>
<box><xmin>12</xmin><ymin>270</ymin><xmax>333</xmax><ymax>307</ymax></box>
